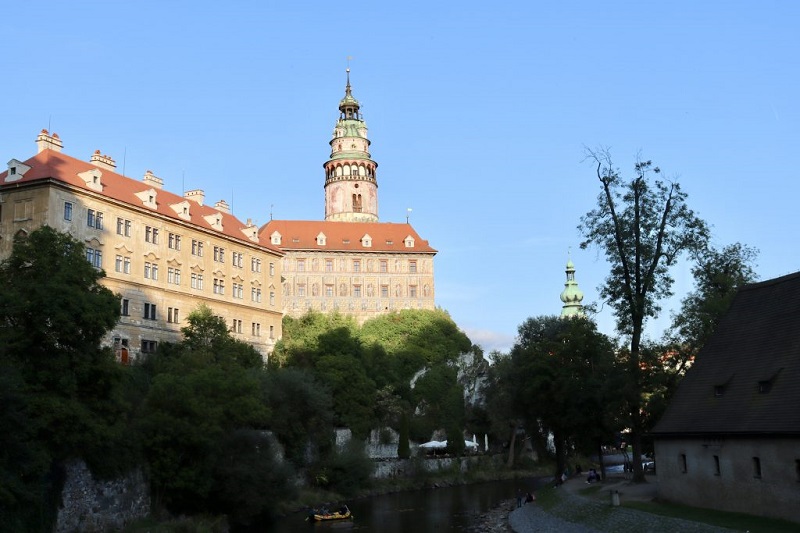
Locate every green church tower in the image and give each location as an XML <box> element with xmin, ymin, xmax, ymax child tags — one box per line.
<box><xmin>560</xmin><ymin>255</ymin><xmax>584</xmax><ymax>317</ymax></box>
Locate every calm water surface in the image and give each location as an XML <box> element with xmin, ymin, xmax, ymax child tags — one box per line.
<box><xmin>266</xmin><ymin>477</ymin><xmax>545</xmax><ymax>533</ymax></box>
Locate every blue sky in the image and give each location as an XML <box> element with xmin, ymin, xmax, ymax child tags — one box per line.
<box><xmin>3</xmin><ymin>1</ymin><xmax>798</xmax><ymax>353</ymax></box>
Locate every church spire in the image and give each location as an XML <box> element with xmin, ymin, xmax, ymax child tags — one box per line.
<box><xmin>560</xmin><ymin>253</ymin><xmax>584</xmax><ymax>317</ymax></box>
<box><xmin>323</xmin><ymin>68</ymin><xmax>379</xmax><ymax>222</ymax></box>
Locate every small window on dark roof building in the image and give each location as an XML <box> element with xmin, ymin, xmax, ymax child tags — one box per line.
<box><xmin>758</xmin><ymin>381</ymin><xmax>773</xmax><ymax>394</ymax></box>
<box><xmin>714</xmin><ymin>385</ymin><xmax>725</xmax><ymax>397</ymax></box>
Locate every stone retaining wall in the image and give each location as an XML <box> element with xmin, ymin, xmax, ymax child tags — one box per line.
<box><xmin>56</xmin><ymin>460</ymin><xmax>150</xmax><ymax>533</ymax></box>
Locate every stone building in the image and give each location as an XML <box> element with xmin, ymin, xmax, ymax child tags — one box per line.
<box><xmin>652</xmin><ymin>271</ymin><xmax>800</xmax><ymax>524</ymax></box>
<box><xmin>260</xmin><ymin>70</ymin><xmax>436</xmax><ymax>322</ymax></box>
<box><xmin>0</xmin><ymin>130</ymin><xmax>284</xmax><ymax>360</ymax></box>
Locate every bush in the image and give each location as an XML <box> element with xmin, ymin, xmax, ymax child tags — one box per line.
<box><xmin>320</xmin><ymin>440</ymin><xmax>374</xmax><ymax>497</ymax></box>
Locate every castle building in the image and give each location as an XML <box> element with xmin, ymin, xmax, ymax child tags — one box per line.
<box><xmin>260</xmin><ymin>70</ymin><xmax>436</xmax><ymax>322</ymax></box>
<box><xmin>0</xmin><ymin>130</ymin><xmax>284</xmax><ymax>361</ymax></box>
<box><xmin>559</xmin><ymin>255</ymin><xmax>584</xmax><ymax>317</ymax></box>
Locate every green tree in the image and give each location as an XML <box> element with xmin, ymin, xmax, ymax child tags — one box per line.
<box><xmin>210</xmin><ymin>429</ymin><xmax>296</xmax><ymax>526</ymax></box>
<box><xmin>260</xmin><ymin>368</ymin><xmax>334</xmax><ymax>467</ymax></box>
<box><xmin>506</xmin><ymin>315</ymin><xmax>619</xmax><ymax>479</ymax></box>
<box><xmin>410</xmin><ymin>364</ymin><xmax>465</xmax><ymax>442</ymax></box>
<box><xmin>360</xmin><ymin>309</ymin><xmax>472</xmax><ymax>368</ymax></box>
<box><xmin>579</xmin><ymin>149</ymin><xmax>708</xmax><ymax>482</ymax></box>
<box><xmin>484</xmin><ymin>352</ymin><xmax>525</xmax><ymax>467</ymax></box>
<box><xmin>639</xmin><ymin>243</ymin><xmax>760</xmax><ymax>431</ymax></box>
<box><xmin>181</xmin><ymin>303</ymin><xmax>230</xmax><ymax>350</ymax></box>
<box><xmin>0</xmin><ymin>227</ymin><xmax>126</xmax><ymax>529</ymax></box>
<box><xmin>670</xmin><ymin>243</ymin><xmax>759</xmax><ymax>358</ymax></box>
<box><xmin>272</xmin><ymin>311</ymin><xmax>359</xmax><ymax>368</ymax></box>
<box><xmin>180</xmin><ymin>304</ymin><xmax>264</xmax><ymax>369</ymax></box>
<box><xmin>397</xmin><ymin>411</ymin><xmax>411</xmax><ymax>459</ymax></box>
<box><xmin>138</xmin><ymin>362</ymin><xmax>268</xmax><ymax>513</ymax></box>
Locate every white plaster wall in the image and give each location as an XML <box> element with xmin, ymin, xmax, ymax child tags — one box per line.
<box><xmin>655</xmin><ymin>437</ymin><xmax>800</xmax><ymax>524</ymax></box>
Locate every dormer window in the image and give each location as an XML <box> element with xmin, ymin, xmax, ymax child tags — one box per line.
<box><xmin>5</xmin><ymin>160</ymin><xmax>30</xmax><ymax>183</ymax></box>
<box><xmin>405</xmin><ymin>236</ymin><xmax>415</xmax><ymax>248</ymax></box>
<box><xmin>271</xmin><ymin>231</ymin><xmax>282</xmax><ymax>245</ymax></box>
<box><xmin>78</xmin><ymin>168</ymin><xmax>104</xmax><ymax>192</ymax></box>
<box><xmin>135</xmin><ymin>188</ymin><xmax>158</xmax><ymax>209</ymax></box>
<box><xmin>714</xmin><ymin>385</ymin><xmax>725</xmax><ymax>397</ymax></box>
<box><xmin>757</xmin><ymin>369</ymin><xmax>782</xmax><ymax>394</ymax></box>
<box><xmin>361</xmin><ymin>233</ymin><xmax>372</xmax><ymax>247</ymax></box>
<box><xmin>316</xmin><ymin>232</ymin><xmax>327</xmax><ymax>246</ymax></box>
<box><xmin>203</xmin><ymin>213</ymin><xmax>223</xmax><ymax>231</ymax></box>
<box><xmin>169</xmin><ymin>200</ymin><xmax>191</xmax><ymax>221</ymax></box>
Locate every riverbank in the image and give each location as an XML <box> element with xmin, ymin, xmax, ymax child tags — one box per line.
<box><xmin>505</xmin><ymin>475</ymin><xmax>730</xmax><ymax>532</ymax></box>
<box><xmin>290</xmin><ymin>457</ymin><xmax>552</xmax><ymax>515</ymax></box>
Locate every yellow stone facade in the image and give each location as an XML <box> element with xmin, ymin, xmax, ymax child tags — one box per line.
<box><xmin>0</xmin><ymin>132</ymin><xmax>283</xmax><ymax>361</ymax></box>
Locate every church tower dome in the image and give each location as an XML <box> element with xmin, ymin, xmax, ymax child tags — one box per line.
<box><xmin>560</xmin><ymin>255</ymin><xmax>585</xmax><ymax>317</ymax></box>
<box><xmin>324</xmin><ymin>69</ymin><xmax>379</xmax><ymax>222</ymax></box>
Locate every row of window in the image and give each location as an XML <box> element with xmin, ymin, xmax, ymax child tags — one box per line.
<box><xmin>291</xmin><ymin>299</ymin><xmax>426</xmax><ymax>312</ymax></box>
<box><xmin>288</xmin><ymin>283</ymin><xmax>430</xmax><ymax>298</ymax></box>
<box><xmin>110</xmin><ymin>256</ymin><xmax>274</xmax><ymax>302</ymax></box>
<box><xmin>65</xmin><ymin>202</ymin><xmax>273</xmax><ymax>274</ymax></box>
<box><xmin>120</xmin><ymin>298</ymin><xmax>274</xmax><ymax>339</ymax></box>
<box><xmin>294</xmin><ymin>258</ymin><xmax>418</xmax><ymax>274</ymax></box>
<box><xmin>678</xmin><ymin>454</ymin><xmax>800</xmax><ymax>481</ymax></box>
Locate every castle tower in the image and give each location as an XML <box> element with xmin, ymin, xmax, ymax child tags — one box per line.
<box><xmin>324</xmin><ymin>69</ymin><xmax>379</xmax><ymax>222</ymax></box>
<box><xmin>560</xmin><ymin>255</ymin><xmax>584</xmax><ymax>317</ymax></box>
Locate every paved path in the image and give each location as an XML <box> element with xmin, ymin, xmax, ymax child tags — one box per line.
<box><xmin>508</xmin><ymin>477</ymin><xmax>730</xmax><ymax>533</ymax></box>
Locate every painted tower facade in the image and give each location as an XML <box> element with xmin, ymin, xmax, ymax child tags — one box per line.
<box><xmin>324</xmin><ymin>68</ymin><xmax>379</xmax><ymax>223</ymax></box>
<box><xmin>261</xmin><ymin>70</ymin><xmax>436</xmax><ymax>322</ymax></box>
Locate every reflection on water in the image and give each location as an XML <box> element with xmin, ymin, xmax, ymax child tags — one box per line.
<box><xmin>266</xmin><ymin>477</ymin><xmax>545</xmax><ymax>533</ymax></box>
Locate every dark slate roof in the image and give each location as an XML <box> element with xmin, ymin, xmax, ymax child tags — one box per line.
<box><xmin>653</xmin><ymin>271</ymin><xmax>800</xmax><ymax>437</ymax></box>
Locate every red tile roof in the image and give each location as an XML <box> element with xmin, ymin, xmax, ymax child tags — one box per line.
<box><xmin>260</xmin><ymin>219</ymin><xmax>436</xmax><ymax>254</ymax></box>
<box><xmin>1</xmin><ymin>149</ymin><xmax>283</xmax><ymax>254</ymax></box>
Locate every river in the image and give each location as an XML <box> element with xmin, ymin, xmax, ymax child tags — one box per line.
<box><xmin>265</xmin><ymin>477</ymin><xmax>546</xmax><ymax>532</ymax></box>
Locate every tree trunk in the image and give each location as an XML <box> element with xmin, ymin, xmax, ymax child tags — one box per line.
<box><xmin>554</xmin><ymin>430</ymin><xmax>567</xmax><ymax>483</ymax></box>
<box><xmin>506</xmin><ymin>425</ymin><xmax>517</xmax><ymax>468</ymax></box>
<box><xmin>629</xmin><ymin>324</ymin><xmax>646</xmax><ymax>483</ymax></box>
<box><xmin>597</xmin><ymin>440</ymin><xmax>606</xmax><ymax>480</ymax></box>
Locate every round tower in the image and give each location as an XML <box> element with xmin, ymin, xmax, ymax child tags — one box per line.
<box><xmin>560</xmin><ymin>256</ymin><xmax>585</xmax><ymax>317</ymax></box>
<box><xmin>324</xmin><ymin>69</ymin><xmax>379</xmax><ymax>222</ymax></box>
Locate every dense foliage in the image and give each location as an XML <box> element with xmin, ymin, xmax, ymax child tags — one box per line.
<box><xmin>0</xmin><ymin>227</ymin><xmax>127</xmax><ymax>531</ymax></box>
<box><xmin>579</xmin><ymin>149</ymin><xmax>709</xmax><ymax>481</ymax></box>
<box><xmin>0</xmin><ymin>230</ymin><xmax>481</xmax><ymax>529</ymax></box>
<box><xmin>486</xmin><ymin>315</ymin><xmax>619</xmax><ymax>476</ymax></box>
<box><xmin>274</xmin><ymin>309</ymin><xmax>475</xmax><ymax>441</ymax></box>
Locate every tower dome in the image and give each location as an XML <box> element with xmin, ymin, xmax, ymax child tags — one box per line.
<box><xmin>560</xmin><ymin>255</ymin><xmax>584</xmax><ymax>317</ymax></box>
<box><xmin>324</xmin><ymin>68</ymin><xmax>379</xmax><ymax>222</ymax></box>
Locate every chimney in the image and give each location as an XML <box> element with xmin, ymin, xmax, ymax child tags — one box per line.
<box><xmin>90</xmin><ymin>150</ymin><xmax>117</xmax><ymax>171</ymax></box>
<box><xmin>36</xmin><ymin>129</ymin><xmax>63</xmax><ymax>153</ymax></box>
<box><xmin>184</xmin><ymin>189</ymin><xmax>205</xmax><ymax>206</ymax></box>
<box><xmin>214</xmin><ymin>199</ymin><xmax>231</xmax><ymax>214</ymax></box>
<box><xmin>142</xmin><ymin>170</ymin><xmax>163</xmax><ymax>189</ymax></box>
